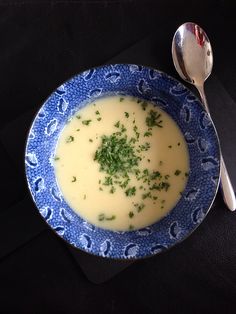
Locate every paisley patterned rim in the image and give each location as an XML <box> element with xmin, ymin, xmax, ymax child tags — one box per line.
<box><xmin>25</xmin><ymin>64</ymin><xmax>220</xmax><ymax>259</ymax></box>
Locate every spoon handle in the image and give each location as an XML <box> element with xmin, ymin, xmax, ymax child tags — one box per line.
<box><xmin>197</xmin><ymin>85</ymin><xmax>236</xmax><ymax>211</ymax></box>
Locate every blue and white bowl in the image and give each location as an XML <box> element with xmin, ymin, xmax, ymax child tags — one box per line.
<box><xmin>25</xmin><ymin>64</ymin><xmax>220</xmax><ymax>259</ymax></box>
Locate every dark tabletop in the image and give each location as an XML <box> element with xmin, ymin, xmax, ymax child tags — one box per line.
<box><xmin>1</xmin><ymin>1</ymin><xmax>236</xmax><ymax>313</ymax></box>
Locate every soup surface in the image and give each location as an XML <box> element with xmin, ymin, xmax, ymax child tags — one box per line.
<box><xmin>54</xmin><ymin>96</ymin><xmax>189</xmax><ymax>231</ymax></box>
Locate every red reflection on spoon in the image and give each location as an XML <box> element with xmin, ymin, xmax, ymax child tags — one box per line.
<box><xmin>194</xmin><ymin>25</ymin><xmax>205</xmax><ymax>46</ymax></box>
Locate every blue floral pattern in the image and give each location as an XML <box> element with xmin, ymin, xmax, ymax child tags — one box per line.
<box><xmin>25</xmin><ymin>64</ymin><xmax>220</xmax><ymax>259</ymax></box>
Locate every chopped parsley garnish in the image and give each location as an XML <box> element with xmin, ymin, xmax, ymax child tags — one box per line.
<box><xmin>125</xmin><ymin>186</ymin><xmax>136</xmax><ymax>197</ymax></box>
<box><xmin>175</xmin><ymin>170</ymin><xmax>181</xmax><ymax>176</ymax></box>
<box><xmin>141</xmin><ymin>101</ymin><xmax>148</xmax><ymax>111</ymax></box>
<box><xmin>119</xmin><ymin>178</ymin><xmax>130</xmax><ymax>189</ymax></box>
<box><xmin>139</xmin><ymin>142</ymin><xmax>150</xmax><ymax>151</ymax></box>
<box><xmin>120</xmin><ymin>97</ymin><xmax>124</xmax><ymax>102</ymax></box>
<box><xmin>114</xmin><ymin>121</ymin><xmax>120</xmax><ymax>128</ymax></box>
<box><xmin>97</xmin><ymin>117</ymin><xmax>102</xmax><ymax>121</ymax></box>
<box><xmin>98</xmin><ymin>214</ymin><xmax>116</xmax><ymax>221</ymax></box>
<box><xmin>94</xmin><ymin>135</ymin><xmax>140</xmax><ymax>175</ymax></box>
<box><xmin>103</xmin><ymin>176</ymin><xmax>113</xmax><ymax>186</ymax></box>
<box><xmin>137</xmin><ymin>99</ymin><xmax>142</xmax><ymax>104</ymax></box>
<box><xmin>185</xmin><ymin>172</ymin><xmax>189</xmax><ymax>177</ymax></box>
<box><xmin>168</xmin><ymin>145</ymin><xmax>172</xmax><ymax>148</ymax></box>
<box><xmin>133</xmin><ymin>125</ymin><xmax>140</xmax><ymax>139</ymax></box>
<box><xmin>95</xmin><ymin>110</ymin><xmax>100</xmax><ymax>115</ymax></box>
<box><xmin>149</xmin><ymin>182</ymin><xmax>170</xmax><ymax>191</ymax></box>
<box><xmin>72</xmin><ymin>176</ymin><xmax>76</xmax><ymax>182</ymax></box>
<box><xmin>82</xmin><ymin>120</ymin><xmax>92</xmax><ymax>125</ymax></box>
<box><xmin>150</xmin><ymin>171</ymin><xmax>161</xmax><ymax>180</ymax></box>
<box><xmin>83</xmin><ymin>194</ymin><xmax>86</xmax><ymax>199</ymax></box>
<box><xmin>134</xmin><ymin>203</ymin><xmax>145</xmax><ymax>212</ymax></box>
<box><xmin>129</xmin><ymin>224</ymin><xmax>134</xmax><ymax>230</ymax></box>
<box><xmin>76</xmin><ymin>128</ymin><xmax>80</xmax><ymax>132</ymax></box>
<box><xmin>125</xmin><ymin>112</ymin><xmax>129</xmax><ymax>118</ymax></box>
<box><xmin>106</xmin><ymin>215</ymin><xmax>116</xmax><ymax>221</ymax></box>
<box><xmin>144</xmin><ymin>131</ymin><xmax>152</xmax><ymax>137</ymax></box>
<box><xmin>98</xmin><ymin>214</ymin><xmax>105</xmax><ymax>221</ymax></box>
<box><xmin>129</xmin><ymin>211</ymin><xmax>134</xmax><ymax>218</ymax></box>
<box><xmin>110</xmin><ymin>186</ymin><xmax>116</xmax><ymax>194</ymax></box>
<box><xmin>54</xmin><ymin>156</ymin><xmax>60</xmax><ymax>161</ymax></box>
<box><xmin>146</xmin><ymin>110</ymin><xmax>163</xmax><ymax>128</ymax></box>
<box><xmin>142</xmin><ymin>192</ymin><xmax>151</xmax><ymax>199</ymax></box>
<box><xmin>177</xmin><ymin>142</ymin><xmax>180</xmax><ymax>146</ymax></box>
<box><xmin>89</xmin><ymin>139</ymin><xmax>93</xmax><ymax>142</ymax></box>
<box><xmin>66</xmin><ymin>136</ymin><xmax>74</xmax><ymax>143</ymax></box>
<box><xmin>76</xmin><ymin>115</ymin><xmax>81</xmax><ymax>119</ymax></box>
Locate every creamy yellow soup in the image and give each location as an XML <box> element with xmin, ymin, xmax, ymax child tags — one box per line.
<box><xmin>54</xmin><ymin>96</ymin><xmax>189</xmax><ymax>231</ymax></box>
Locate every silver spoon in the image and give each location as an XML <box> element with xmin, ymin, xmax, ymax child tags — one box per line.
<box><xmin>172</xmin><ymin>22</ymin><xmax>236</xmax><ymax>211</ymax></box>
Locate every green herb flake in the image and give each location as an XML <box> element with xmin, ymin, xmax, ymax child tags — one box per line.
<box><xmin>134</xmin><ymin>203</ymin><xmax>145</xmax><ymax>213</ymax></box>
<box><xmin>95</xmin><ymin>110</ymin><xmax>100</xmax><ymax>115</ymax></box>
<box><xmin>114</xmin><ymin>121</ymin><xmax>120</xmax><ymax>128</ymax></box>
<box><xmin>83</xmin><ymin>194</ymin><xmax>86</xmax><ymax>200</ymax></box>
<box><xmin>99</xmin><ymin>187</ymin><xmax>103</xmax><ymax>191</ymax></box>
<box><xmin>146</xmin><ymin>110</ymin><xmax>163</xmax><ymax>128</ymax></box>
<box><xmin>177</xmin><ymin>142</ymin><xmax>181</xmax><ymax>146</ymax></box>
<box><xmin>120</xmin><ymin>178</ymin><xmax>130</xmax><ymax>189</ymax></box>
<box><xmin>98</xmin><ymin>213</ymin><xmax>105</xmax><ymax>221</ymax></box>
<box><xmin>185</xmin><ymin>172</ymin><xmax>189</xmax><ymax>177</ymax></box>
<box><xmin>168</xmin><ymin>145</ymin><xmax>172</xmax><ymax>148</ymax></box>
<box><xmin>110</xmin><ymin>186</ymin><xmax>116</xmax><ymax>194</ymax></box>
<box><xmin>141</xmin><ymin>101</ymin><xmax>148</xmax><ymax>111</ymax></box>
<box><xmin>54</xmin><ymin>156</ymin><xmax>60</xmax><ymax>161</ymax></box>
<box><xmin>129</xmin><ymin>224</ymin><xmax>134</xmax><ymax>230</ymax></box>
<box><xmin>89</xmin><ymin>139</ymin><xmax>93</xmax><ymax>143</ymax></box>
<box><xmin>125</xmin><ymin>186</ymin><xmax>136</xmax><ymax>197</ymax></box>
<box><xmin>150</xmin><ymin>171</ymin><xmax>161</xmax><ymax>180</ymax></box>
<box><xmin>137</xmin><ymin>99</ymin><xmax>142</xmax><ymax>104</ymax></box>
<box><xmin>125</xmin><ymin>112</ymin><xmax>129</xmax><ymax>118</ymax></box>
<box><xmin>144</xmin><ymin>131</ymin><xmax>152</xmax><ymax>137</ymax></box>
<box><xmin>139</xmin><ymin>142</ymin><xmax>150</xmax><ymax>151</ymax></box>
<box><xmin>175</xmin><ymin>170</ymin><xmax>181</xmax><ymax>176</ymax></box>
<box><xmin>121</xmin><ymin>124</ymin><xmax>127</xmax><ymax>133</ymax></box>
<box><xmin>129</xmin><ymin>211</ymin><xmax>134</xmax><ymax>218</ymax></box>
<box><xmin>120</xmin><ymin>97</ymin><xmax>124</xmax><ymax>102</ymax></box>
<box><xmin>149</xmin><ymin>181</ymin><xmax>170</xmax><ymax>191</ymax></box>
<box><xmin>71</xmin><ymin>176</ymin><xmax>76</xmax><ymax>182</ymax></box>
<box><xmin>76</xmin><ymin>128</ymin><xmax>80</xmax><ymax>132</ymax></box>
<box><xmin>66</xmin><ymin>136</ymin><xmax>74</xmax><ymax>143</ymax></box>
<box><xmin>82</xmin><ymin>119</ymin><xmax>92</xmax><ymax>126</ymax></box>
<box><xmin>97</xmin><ymin>117</ymin><xmax>102</xmax><ymax>121</ymax></box>
<box><xmin>76</xmin><ymin>115</ymin><xmax>81</xmax><ymax>119</ymax></box>
<box><xmin>106</xmin><ymin>215</ymin><xmax>116</xmax><ymax>221</ymax></box>
<box><xmin>103</xmin><ymin>176</ymin><xmax>113</xmax><ymax>186</ymax></box>
<box><xmin>142</xmin><ymin>192</ymin><xmax>151</xmax><ymax>199</ymax></box>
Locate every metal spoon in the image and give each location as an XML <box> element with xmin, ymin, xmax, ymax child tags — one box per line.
<box><xmin>172</xmin><ymin>22</ymin><xmax>236</xmax><ymax>211</ymax></box>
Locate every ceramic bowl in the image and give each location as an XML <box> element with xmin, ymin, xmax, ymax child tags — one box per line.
<box><xmin>25</xmin><ymin>64</ymin><xmax>220</xmax><ymax>259</ymax></box>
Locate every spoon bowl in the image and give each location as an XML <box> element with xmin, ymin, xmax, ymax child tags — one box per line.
<box><xmin>172</xmin><ymin>22</ymin><xmax>213</xmax><ymax>86</ymax></box>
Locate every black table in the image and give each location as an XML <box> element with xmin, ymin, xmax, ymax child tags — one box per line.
<box><xmin>1</xmin><ymin>1</ymin><xmax>236</xmax><ymax>313</ymax></box>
